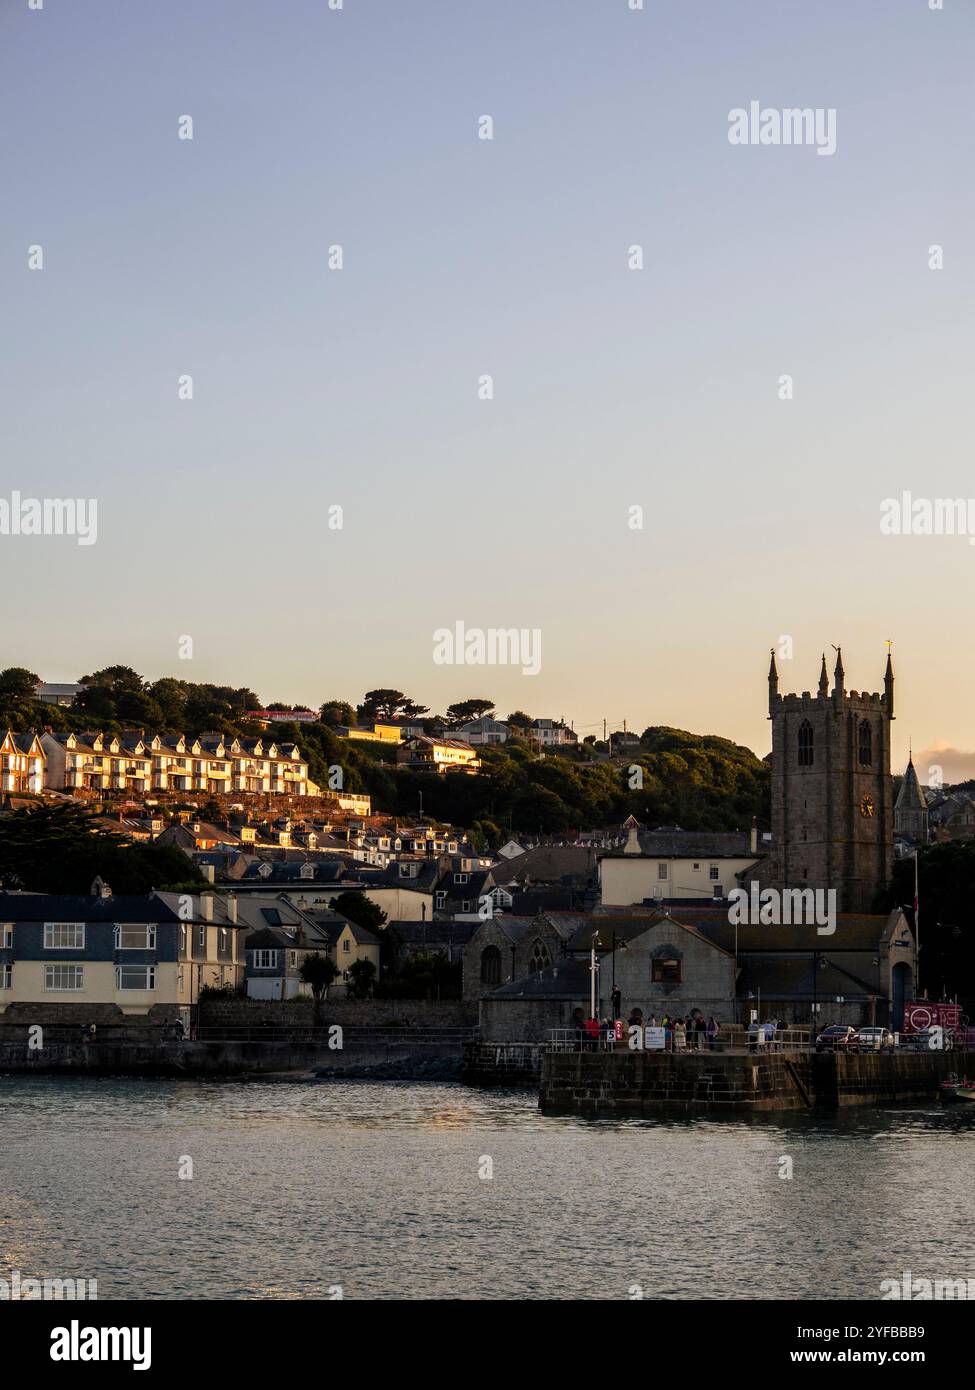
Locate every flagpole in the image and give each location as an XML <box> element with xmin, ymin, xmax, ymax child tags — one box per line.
<box><xmin>914</xmin><ymin>850</ymin><xmax>921</xmax><ymax>996</ymax></box>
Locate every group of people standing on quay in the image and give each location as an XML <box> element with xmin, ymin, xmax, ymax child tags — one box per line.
<box><xmin>569</xmin><ymin>1001</ymin><xmax>721</xmax><ymax>1052</ymax></box>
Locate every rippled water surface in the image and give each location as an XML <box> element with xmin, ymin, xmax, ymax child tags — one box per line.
<box><xmin>1</xmin><ymin>1076</ymin><xmax>973</xmax><ymax>1300</ymax></box>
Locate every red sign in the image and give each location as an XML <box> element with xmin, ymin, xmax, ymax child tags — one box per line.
<box><xmin>901</xmin><ymin>1002</ymin><xmax>962</xmax><ymax>1034</ymax></box>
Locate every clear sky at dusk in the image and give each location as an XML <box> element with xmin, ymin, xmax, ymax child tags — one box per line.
<box><xmin>2</xmin><ymin>0</ymin><xmax>974</xmax><ymax>775</ymax></box>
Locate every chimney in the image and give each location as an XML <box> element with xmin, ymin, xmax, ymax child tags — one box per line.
<box><xmin>202</xmin><ymin>864</ymin><xmax>215</xmax><ymax>884</ymax></box>
<box><xmin>750</xmin><ymin>818</ymin><xmax>758</xmax><ymax>855</ymax></box>
<box><xmin>201</xmin><ymin>894</ymin><xmax>214</xmax><ymax>922</ymax></box>
<box><xmin>623</xmin><ymin>825</ymin><xmax>641</xmax><ymax>855</ymax></box>
<box><xmin>226</xmin><ymin>893</ymin><xmax>237</xmax><ymax>925</ymax></box>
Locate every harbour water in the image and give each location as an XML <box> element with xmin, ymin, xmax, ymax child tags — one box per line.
<box><xmin>1</xmin><ymin>1076</ymin><xmax>972</xmax><ymax>1301</ymax></box>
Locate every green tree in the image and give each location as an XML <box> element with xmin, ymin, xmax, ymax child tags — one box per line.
<box><xmin>345</xmin><ymin>958</ymin><xmax>376</xmax><ymax>1000</ymax></box>
<box><xmin>320</xmin><ymin>700</ymin><xmax>356</xmax><ymax>728</ymax></box>
<box><xmin>0</xmin><ymin>667</ymin><xmax>41</xmax><ymax>701</ymax></box>
<box><xmin>330</xmin><ymin>892</ymin><xmax>387</xmax><ymax>933</ymax></box>
<box><xmin>445</xmin><ymin>698</ymin><xmax>495</xmax><ymax>725</ymax></box>
<box><xmin>299</xmin><ymin>952</ymin><xmax>340</xmax><ymax>1020</ymax></box>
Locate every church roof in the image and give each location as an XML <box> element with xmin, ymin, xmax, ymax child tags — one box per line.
<box><xmin>895</xmin><ymin>757</ymin><xmax>927</xmax><ymax>813</ymax></box>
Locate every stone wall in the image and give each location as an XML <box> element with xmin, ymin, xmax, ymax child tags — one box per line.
<box><xmin>540</xmin><ymin>1048</ymin><xmax>960</xmax><ymax>1114</ymax></box>
<box><xmin>199</xmin><ymin>998</ymin><xmax>477</xmax><ymax>1030</ymax></box>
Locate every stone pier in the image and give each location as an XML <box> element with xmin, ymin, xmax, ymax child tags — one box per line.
<box><xmin>539</xmin><ymin>1049</ymin><xmax>961</xmax><ymax>1114</ymax></box>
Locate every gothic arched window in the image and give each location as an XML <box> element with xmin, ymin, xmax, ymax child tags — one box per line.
<box><xmin>480</xmin><ymin>945</ymin><xmax>501</xmax><ymax>988</ymax></box>
<box><xmin>529</xmin><ymin>939</ymin><xmax>551</xmax><ymax>974</ymax></box>
<box><xmin>798</xmin><ymin>720</ymin><xmax>814</xmax><ymax>767</ymax></box>
<box><xmin>858</xmin><ymin>720</ymin><xmax>872</xmax><ymax>767</ymax></box>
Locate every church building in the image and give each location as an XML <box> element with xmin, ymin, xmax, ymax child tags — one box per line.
<box><xmin>766</xmin><ymin>648</ymin><xmax>894</xmax><ymax>913</ymax></box>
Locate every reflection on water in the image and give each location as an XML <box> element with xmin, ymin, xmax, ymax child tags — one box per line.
<box><xmin>1</xmin><ymin>1076</ymin><xmax>973</xmax><ymax>1300</ymax></box>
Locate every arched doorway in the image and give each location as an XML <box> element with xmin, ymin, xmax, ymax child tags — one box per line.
<box><xmin>891</xmin><ymin>961</ymin><xmax>913</xmax><ymax>1029</ymax></box>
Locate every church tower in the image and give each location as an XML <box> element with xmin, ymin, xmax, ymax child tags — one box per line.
<box><xmin>767</xmin><ymin>648</ymin><xmax>894</xmax><ymax>913</ymax></box>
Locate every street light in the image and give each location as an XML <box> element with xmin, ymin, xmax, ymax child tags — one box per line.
<box><xmin>590</xmin><ymin>929</ymin><xmax>601</xmax><ymax>1020</ymax></box>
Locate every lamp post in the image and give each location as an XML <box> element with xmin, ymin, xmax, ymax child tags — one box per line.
<box><xmin>590</xmin><ymin>929</ymin><xmax>601</xmax><ymax>1020</ymax></box>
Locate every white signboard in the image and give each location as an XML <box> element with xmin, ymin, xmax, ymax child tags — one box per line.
<box><xmin>645</xmin><ymin>1026</ymin><xmax>666</xmax><ymax>1051</ymax></box>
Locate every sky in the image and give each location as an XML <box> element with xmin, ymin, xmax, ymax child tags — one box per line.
<box><xmin>2</xmin><ymin>0</ymin><xmax>974</xmax><ymax>777</ymax></box>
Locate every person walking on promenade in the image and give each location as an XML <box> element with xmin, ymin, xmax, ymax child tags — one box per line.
<box><xmin>611</xmin><ymin>984</ymin><xmax>622</xmax><ymax>1021</ymax></box>
<box><xmin>706</xmin><ymin>1016</ymin><xmax>719</xmax><ymax>1051</ymax></box>
<box><xmin>674</xmin><ymin>1017</ymin><xmax>687</xmax><ymax>1052</ymax></box>
<box><xmin>584</xmin><ymin>1015</ymin><xmax>599</xmax><ymax>1051</ymax></box>
<box><xmin>663</xmin><ymin>1014</ymin><xmax>672</xmax><ymax>1051</ymax></box>
<box><xmin>695</xmin><ymin>1015</ymin><xmax>707</xmax><ymax>1050</ymax></box>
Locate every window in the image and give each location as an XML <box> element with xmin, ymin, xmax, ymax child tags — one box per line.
<box><xmin>435</xmin><ymin>892</ymin><xmax>446</xmax><ymax>909</ymax></box>
<box><xmin>197</xmin><ymin>925</ymin><xmax>205</xmax><ymax>949</ymax></box>
<box><xmin>692</xmin><ymin>863</ymin><xmax>700</xmax><ymax>872</ymax></box>
<box><xmin>1</xmin><ymin>924</ymin><xmax>12</xmax><ymax>948</ymax></box>
<box><xmin>289</xmin><ymin>951</ymin><xmax>297</xmax><ymax>967</ymax></box>
<box><xmin>651</xmin><ymin>958</ymin><xmax>682</xmax><ymax>983</ymax></box>
<box><xmin>0</xmin><ymin>964</ymin><xmax>10</xmax><ymax>989</ymax></box>
<box><xmin>115</xmin><ymin>925</ymin><xmax>157</xmax><ymax>950</ymax></box>
<box><xmin>454</xmin><ymin>872</ymin><xmax>470</xmax><ymax>884</ymax></box>
<box><xmin>179</xmin><ymin>924</ymin><xmax>187</xmax><ymax>954</ymax></box>
<box><xmin>709</xmin><ymin>865</ymin><xmax>720</xmax><ymax>881</ymax></box>
<box><xmin>253</xmin><ymin>950</ymin><xmax>279</xmax><ymax>969</ymax></box>
<box><xmin>461</xmin><ymin>900</ymin><xmax>472</xmax><ymax>912</ymax></box>
<box><xmin>858</xmin><ymin>719</ymin><xmax>872</xmax><ymax>767</ymax></box>
<box><xmin>480</xmin><ymin>946</ymin><xmax>502</xmax><ymax>988</ymax></box>
<box><xmin>529</xmin><ymin>939</ymin><xmax>551</xmax><ymax>973</ymax></box>
<box><xmin>219</xmin><ymin>928</ymin><xmax>229</xmax><ymax>953</ymax></box>
<box><xmin>44</xmin><ymin>922</ymin><xmax>85</xmax><ymax>950</ymax></box>
<box><xmin>116</xmin><ymin>965</ymin><xmax>155</xmax><ymax>991</ymax></box>
<box><xmin>342</xmin><ymin>939</ymin><xmax>351</xmax><ymax>953</ymax></box>
<box><xmin>657</xmin><ymin>863</ymin><xmax>668</xmax><ymax>880</ymax></box>
<box><xmin>798</xmin><ymin>720</ymin><xmax>814</xmax><ymax>767</ymax></box>
<box><xmin>45</xmin><ymin>964</ymin><xmax>84</xmax><ymax>991</ymax></box>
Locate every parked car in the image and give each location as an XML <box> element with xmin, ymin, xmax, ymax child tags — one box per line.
<box><xmin>815</xmin><ymin>1024</ymin><xmax>859</xmax><ymax>1053</ymax></box>
<box><xmin>857</xmin><ymin>1026</ymin><xmax>894</xmax><ymax>1052</ymax></box>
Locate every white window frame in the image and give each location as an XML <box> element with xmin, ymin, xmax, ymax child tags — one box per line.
<box><xmin>709</xmin><ymin>864</ymin><xmax>720</xmax><ymax>881</ymax></box>
<box><xmin>657</xmin><ymin>863</ymin><xmax>668</xmax><ymax>881</ymax></box>
<box><xmin>1</xmin><ymin>923</ymin><xmax>12</xmax><ymax>948</ymax></box>
<box><xmin>197</xmin><ymin>925</ymin><xmax>205</xmax><ymax>949</ymax></box>
<box><xmin>45</xmin><ymin>964</ymin><xmax>84</xmax><ymax>991</ymax></box>
<box><xmin>114</xmin><ymin>924</ymin><xmax>157</xmax><ymax>950</ymax></box>
<box><xmin>0</xmin><ymin>963</ymin><xmax>11</xmax><ymax>989</ymax></box>
<box><xmin>179</xmin><ymin>924</ymin><xmax>187</xmax><ymax>954</ymax></box>
<box><xmin>454</xmin><ymin>872</ymin><xmax>470</xmax><ymax>884</ymax></box>
<box><xmin>342</xmin><ymin>939</ymin><xmax>351</xmax><ymax>954</ymax></box>
<box><xmin>44</xmin><ymin>922</ymin><xmax>85</xmax><ymax>950</ymax></box>
<box><xmin>116</xmin><ymin>964</ymin><xmax>156</xmax><ymax>991</ymax></box>
<box><xmin>253</xmin><ymin>949</ymin><xmax>279</xmax><ymax>969</ymax></box>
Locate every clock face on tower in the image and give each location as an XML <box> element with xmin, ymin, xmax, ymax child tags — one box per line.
<box><xmin>859</xmin><ymin>795</ymin><xmax>876</xmax><ymax>818</ymax></box>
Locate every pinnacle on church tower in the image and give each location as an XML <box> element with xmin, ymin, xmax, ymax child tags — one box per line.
<box><xmin>818</xmin><ymin>654</ymin><xmax>829</xmax><ymax>699</ymax></box>
<box><xmin>832</xmin><ymin>645</ymin><xmax>845</xmax><ymax>699</ymax></box>
<box><xmin>884</xmin><ymin>650</ymin><xmax>895</xmax><ymax>718</ymax></box>
<box><xmin>767</xmin><ymin>648</ymin><xmax>778</xmax><ymax>717</ymax></box>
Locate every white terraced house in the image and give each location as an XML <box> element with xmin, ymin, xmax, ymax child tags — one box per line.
<box><xmin>41</xmin><ymin>731</ymin><xmax>311</xmax><ymax>797</ymax></box>
<box><xmin>0</xmin><ymin>730</ymin><xmax>45</xmax><ymax>794</ymax></box>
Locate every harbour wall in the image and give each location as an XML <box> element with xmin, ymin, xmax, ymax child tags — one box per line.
<box><xmin>539</xmin><ymin>1049</ymin><xmax>962</xmax><ymax>1114</ymax></box>
<box><xmin>0</xmin><ymin>1037</ymin><xmax>465</xmax><ymax>1078</ymax></box>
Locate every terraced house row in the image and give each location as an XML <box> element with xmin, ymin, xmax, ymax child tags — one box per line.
<box><xmin>38</xmin><ymin>731</ymin><xmax>312</xmax><ymax>796</ymax></box>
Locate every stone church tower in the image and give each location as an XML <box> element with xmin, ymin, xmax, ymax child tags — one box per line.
<box><xmin>767</xmin><ymin>648</ymin><xmax>894</xmax><ymax>913</ymax></box>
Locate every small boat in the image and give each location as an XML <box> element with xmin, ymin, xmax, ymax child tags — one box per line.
<box><xmin>939</xmin><ymin>1075</ymin><xmax>975</xmax><ymax>1102</ymax></box>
